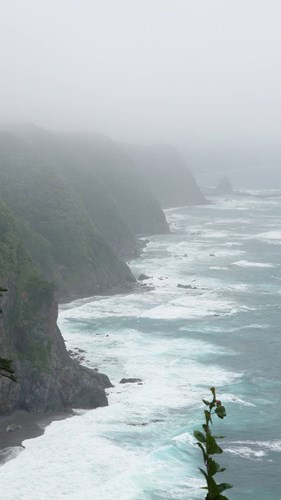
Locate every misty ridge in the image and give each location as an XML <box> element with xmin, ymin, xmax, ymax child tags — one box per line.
<box><xmin>0</xmin><ymin>122</ymin><xmax>206</xmax><ymax>300</ymax></box>
<box><xmin>1</xmin><ymin>1</ymin><xmax>281</xmax><ymax>190</ymax></box>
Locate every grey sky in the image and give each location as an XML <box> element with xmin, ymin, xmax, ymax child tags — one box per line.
<box><xmin>1</xmin><ymin>0</ymin><xmax>281</xmax><ymax>170</ymax></box>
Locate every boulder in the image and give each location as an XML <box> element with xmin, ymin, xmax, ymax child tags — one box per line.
<box><xmin>119</xmin><ymin>378</ymin><xmax>143</xmax><ymax>384</ymax></box>
<box><xmin>138</xmin><ymin>274</ymin><xmax>150</xmax><ymax>281</ymax></box>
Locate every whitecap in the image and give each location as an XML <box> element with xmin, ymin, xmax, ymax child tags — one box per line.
<box><xmin>225</xmin><ymin>446</ymin><xmax>266</xmax><ymax>460</ymax></box>
<box><xmin>231</xmin><ymin>440</ymin><xmax>281</xmax><ymax>452</ymax></box>
<box><xmin>231</xmin><ymin>260</ymin><xmax>275</xmax><ymax>268</ymax></box>
<box><xmin>209</xmin><ymin>266</ymin><xmax>228</xmax><ymax>270</ymax></box>
<box><xmin>251</xmin><ymin>230</ymin><xmax>281</xmax><ymax>244</ymax></box>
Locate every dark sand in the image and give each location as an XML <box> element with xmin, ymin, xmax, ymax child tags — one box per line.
<box><xmin>0</xmin><ymin>410</ymin><xmax>73</xmax><ymax>464</ymax></box>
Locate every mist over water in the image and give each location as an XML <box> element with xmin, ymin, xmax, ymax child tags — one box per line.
<box><xmin>1</xmin><ymin>192</ymin><xmax>281</xmax><ymax>499</ymax></box>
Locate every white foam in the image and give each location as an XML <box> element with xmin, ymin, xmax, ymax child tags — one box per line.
<box><xmin>231</xmin><ymin>440</ymin><xmax>281</xmax><ymax>452</ymax></box>
<box><xmin>231</xmin><ymin>260</ymin><xmax>275</xmax><ymax>268</ymax></box>
<box><xmin>251</xmin><ymin>230</ymin><xmax>281</xmax><ymax>243</ymax></box>
<box><xmin>209</xmin><ymin>266</ymin><xmax>228</xmax><ymax>270</ymax></box>
<box><xmin>225</xmin><ymin>446</ymin><xmax>266</xmax><ymax>459</ymax></box>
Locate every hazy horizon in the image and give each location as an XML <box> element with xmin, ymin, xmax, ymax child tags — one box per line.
<box><xmin>1</xmin><ymin>0</ymin><xmax>281</xmax><ymax>175</ymax></box>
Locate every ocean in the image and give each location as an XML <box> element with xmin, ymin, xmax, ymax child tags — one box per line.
<box><xmin>1</xmin><ymin>192</ymin><xmax>281</xmax><ymax>499</ymax></box>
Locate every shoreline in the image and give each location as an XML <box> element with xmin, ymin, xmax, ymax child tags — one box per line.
<box><xmin>0</xmin><ymin>409</ymin><xmax>73</xmax><ymax>465</ymax></box>
<box><xmin>0</xmin><ymin>237</ymin><xmax>150</xmax><ymax>466</ymax></box>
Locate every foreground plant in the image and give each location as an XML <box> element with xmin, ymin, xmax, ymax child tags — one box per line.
<box><xmin>194</xmin><ymin>387</ymin><xmax>232</xmax><ymax>499</ymax></box>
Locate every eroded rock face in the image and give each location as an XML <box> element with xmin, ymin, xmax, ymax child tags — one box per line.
<box><xmin>0</xmin><ymin>200</ymin><xmax>111</xmax><ymax>414</ymax></box>
<box><xmin>0</xmin><ymin>290</ymin><xmax>112</xmax><ymax>414</ymax></box>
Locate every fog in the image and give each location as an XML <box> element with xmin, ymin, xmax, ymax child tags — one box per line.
<box><xmin>1</xmin><ymin>0</ymin><xmax>281</xmax><ymax>179</ymax></box>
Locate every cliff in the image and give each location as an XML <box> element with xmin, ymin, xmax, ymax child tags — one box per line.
<box><xmin>123</xmin><ymin>143</ymin><xmax>207</xmax><ymax>208</ymax></box>
<box><xmin>59</xmin><ymin>132</ymin><xmax>170</xmax><ymax>244</ymax></box>
<box><xmin>0</xmin><ymin>131</ymin><xmax>134</xmax><ymax>300</ymax></box>
<box><xmin>0</xmin><ymin>200</ymin><xmax>111</xmax><ymax>414</ymax></box>
<box><xmin>4</xmin><ymin>126</ymin><xmax>170</xmax><ymax>259</ymax></box>
<box><xmin>0</xmin><ymin>127</ymin><xmax>171</xmax><ymax>414</ymax></box>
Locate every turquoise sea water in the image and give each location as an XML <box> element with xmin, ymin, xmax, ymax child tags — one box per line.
<box><xmin>1</xmin><ymin>193</ymin><xmax>281</xmax><ymax>499</ymax></box>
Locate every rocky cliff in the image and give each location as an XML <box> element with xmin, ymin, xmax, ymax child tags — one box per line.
<box><xmin>0</xmin><ymin>126</ymin><xmax>172</xmax><ymax>415</ymax></box>
<box><xmin>4</xmin><ymin>126</ymin><xmax>170</xmax><ymax>259</ymax></box>
<box><xmin>0</xmin><ymin>200</ymin><xmax>111</xmax><ymax>414</ymax></box>
<box><xmin>0</xmin><ymin>131</ymin><xmax>135</xmax><ymax>300</ymax></box>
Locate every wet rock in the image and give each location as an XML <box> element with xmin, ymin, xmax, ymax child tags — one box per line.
<box><xmin>138</xmin><ymin>273</ymin><xmax>150</xmax><ymax>281</ymax></box>
<box><xmin>5</xmin><ymin>424</ymin><xmax>22</xmax><ymax>433</ymax></box>
<box><xmin>119</xmin><ymin>378</ymin><xmax>143</xmax><ymax>384</ymax></box>
<box><xmin>127</xmin><ymin>422</ymin><xmax>149</xmax><ymax>427</ymax></box>
<box><xmin>177</xmin><ymin>283</ymin><xmax>198</xmax><ymax>290</ymax></box>
<box><xmin>209</xmin><ymin>253</ymin><xmax>216</xmax><ymax>257</ymax></box>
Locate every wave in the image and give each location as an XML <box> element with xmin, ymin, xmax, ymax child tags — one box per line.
<box><xmin>225</xmin><ymin>439</ymin><xmax>281</xmax><ymax>461</ymax></box>
<box><xmin>251</xmin><ymin>230</ymin><xmax>281</xmax><ymax>244</ymax></box>
<box><xmin>225</xmin><ymin>446</ymin><xmax>266</xmax><ymax>460</ymax></box>
<box><xmin>231</xmin><ymin>260</ymin><xmax>275</xmax><ymax>268</ymax></box>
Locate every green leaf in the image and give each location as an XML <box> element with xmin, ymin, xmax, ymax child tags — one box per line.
<box><xmin>198</xmin><ymin>467</ymin><xmax>208</xmax><ymax>481</ymax></box>
<box><xmin>207</xmin><ymin>457</ymin><xmax>223</xmax><ymax>476</ymax></box>
<box><xmin>215</xmin><ymin>405</ymin><xmax>226</xmax><ymax>419</ymax></box>
<box><xmin>203</xmin><ymin>399</ymin><xmax>211</xmax><ymax>406</ymax></box>
<box><xmin>206</xmin><ymin>433</ymin><xmax>223</xmax><ymax>455</ymax></box>
<box><xmin>197</xmin><ymin>442</ymin><xmax>207</xmax><ymax>461</ymax></box>
<box><xmin>194</xmin><ymin>430</ymin><xmax>206</xmax><ymax>443</ymax></box>
<box><xmin>206</xmin><ymin>476</ymin><xmax>221</xmax><ymax>498</ymax></box>
<box><xmin>218</xmin><ymin>482</ymin><xmax>233</xmax><ymax>493</ymax></box>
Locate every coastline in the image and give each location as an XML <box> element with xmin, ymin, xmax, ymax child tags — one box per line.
<box><xmin>0</xmin><ymin>409</ymin><xmax>73</xmax><ymax>465</ymax></box>
<box><xmin>0</xmin><ymin>239</ymin><xmax>146</xmax><ymax>467</ymax></box>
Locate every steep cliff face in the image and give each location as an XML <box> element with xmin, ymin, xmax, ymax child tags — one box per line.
<box><xmin>123</xmin><ymin>143</ymin><xmax>207</xmax><ymax>208</ymax></box>
<box><xmin>0</xmin><ymin>200</ymin><xmax>111</xmax><ymax>414</ymax></box>
<box><xmin>0</xmin><ymin>132</ymin><xmax>134</xmax><ymax>300</ymax></box>
<box><xmin>3</xmin><ymin>126</ymin><xmax>170</xmax><ymax>258</ymax></box>
<box><xmin>60</xmin><ymin>133</ymin><xmax>170</xmax><ymax>239</ymax></box>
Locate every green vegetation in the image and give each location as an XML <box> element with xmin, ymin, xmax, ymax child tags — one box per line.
<box><xmin>0</xmin><ymin>131</ymin><xmax>134</xmax><ymax>298</ymax></box>
<box><xmin>194</xmin><ymin>388</ymin><xmax>232</xmax><ymax>500</ymax></box>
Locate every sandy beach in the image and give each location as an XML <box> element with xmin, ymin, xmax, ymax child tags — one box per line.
<box><xmin>0</xmin><ymin>410</ymin><xmax>73</xmax><ymax>465</ymax></box>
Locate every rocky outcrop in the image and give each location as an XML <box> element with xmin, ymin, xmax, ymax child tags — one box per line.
<box><xmin>215</xmin><ymin>177</ymin><xmax>233</xmax><ymax>194</ymax></box>
<box><xmin>119</xmin><ymin>378</ymin><xmax>143</xmax><ymax>384</ymax></box>
<box><xmin>0</xmin><ymin>200</ymin><xmax>111</xmax><ymax>414</ymax></box>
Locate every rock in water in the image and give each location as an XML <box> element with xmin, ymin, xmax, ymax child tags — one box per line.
<box><xmin>138</xmin><ymin>274</ymin><xmax>150</xmax><ymax>281</ymax></box>
<box><xmin>119</xmin><ymin>378</ymin><xmax>143</xmax><ymax>384</ymax></box>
